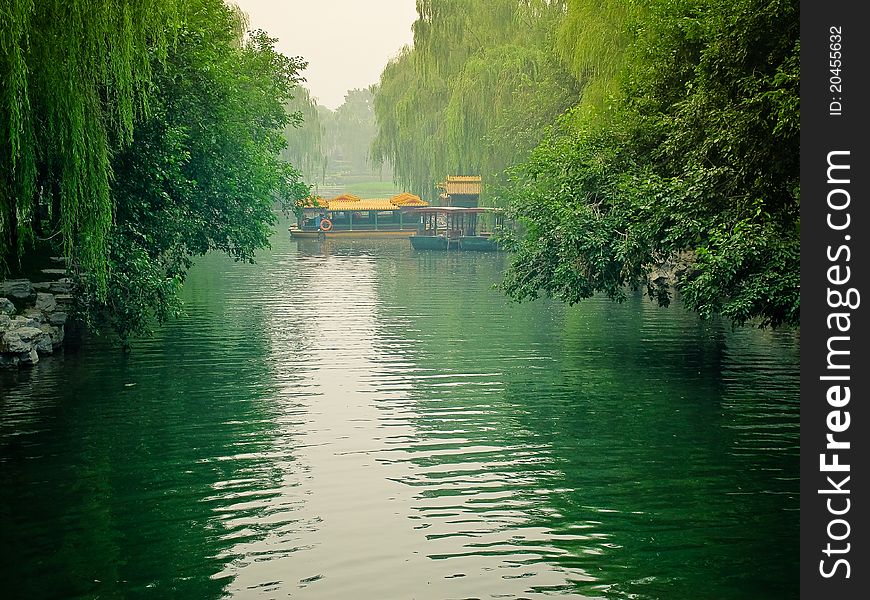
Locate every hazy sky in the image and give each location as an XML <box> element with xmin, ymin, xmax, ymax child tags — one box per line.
<box><xmin>232</xmin><ymin>0</ymin><xmax>417</xmax><ymax>109</ymax></box>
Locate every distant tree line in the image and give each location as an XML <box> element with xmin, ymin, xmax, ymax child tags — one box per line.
<box><xmin>1</xmin><ymin>0</ymin><xmax>311</xmax><ymax>342</ymax></box>
<box><xmin>282</xmin><ymin>87</ymin><xmax>389</xmax><ymax>188</ymax></box>
<box><xmin>374</xmin><ymin>0</ymin><xmax>799</xmax><ymax>327</ymax></box>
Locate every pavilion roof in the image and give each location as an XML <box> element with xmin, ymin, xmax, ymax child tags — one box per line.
<box><xmin>404</xmin><ymin>206</ymin><xmax>502</xmax><ymax>214</ymax></box>
<box><xmin>299</xmin><ymin>192</ymin><xmax>430</xmax><ymax>212</ymax></box>
<box><xmin>390</xmin><ymin>192</ymin><xmax>427</xmax><ymax>206</ymax></box>
<box><xmin>330</xmin><ymin>193</ymin><xmax>362</xmax><ymax>203</ymax></box>
<box><xmin>327</xmin><ymin>199</ymin><xmax>398</xmax><ymax>211</ymax></box>
<box><xmin>439</xmin><ymin>176</ymin><xmax>481</xmax><ymax>196</ymax></box>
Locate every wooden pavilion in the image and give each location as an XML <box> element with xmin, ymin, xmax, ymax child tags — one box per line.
<box><xmin>437</xmin><ymin>176</ymin><xmax>481</xmax><ymax>207</ymax></box>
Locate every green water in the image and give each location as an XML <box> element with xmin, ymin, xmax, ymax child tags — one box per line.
<box><xmin>0</xmin><ymin>231</ymin><xmax>799</xmax><ymax>599</ymax></box>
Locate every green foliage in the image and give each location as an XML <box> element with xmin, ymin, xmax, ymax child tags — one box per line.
<box><xmin>372</xmin><ymin>47</ymin><xmax>449</xmax><ymax>200</ymax></box>
<box><xmin>501</xmin><ymin>116</ymin><xmax>657</xmax><ymax>305</ymax></box>
<box><xmin>558</xmin><ymin>0</ymin><xmax>642</xmax><ymax>82</ymax></box>
<box><xmin>1</xmin><ymin>0</ymin><xmax>182</xmax><ymax>287</ymax></box>
<box><xmin>332</xmin><ymin>88</ymin><xmax>381</xmax><ymax>174</ymax></box>
<box><xmin>373</xmin><ymin>0</ymin><xmax>579</xmax><ymax>201</ymax></box>
<box><xmin>281</xmin><ymin>85</ymin><xmax>327</xmax><ymax>184</ymax></box>
<box><xmin>74</xmin><ymin>0</ymin><xmax>309</xmax><ymax>343</ymax></box>
<box><xmin>321</xmin><ymin>87</ymin><xmax>382</xmax><ymax>176</ymax></box>
<box><xmin>503</xmin><ymin>0</ymin><xmax>800</xmax><ymax>328</ymax></box>
<box><xmin>283</xmin><ymin>86</ymin><xmax>390</xmax><ymax>190</ymax></box>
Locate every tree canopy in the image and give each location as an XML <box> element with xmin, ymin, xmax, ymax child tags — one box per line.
<box><xmin>281</xmin><ymin>85</ymin><xmax>327</xmax><ymax>185</ymax></box>
<box><xmin>1</xmin><ymin>0</ymin><xmax>183</xmax><ymax>287</ymax></box>
<box><xmin>502</xmin><ymin>0</ymin><xmax>799</xmax><ymax>327</ymax></box>
<box><xmin>2</xmin><ymin>0</ymin><xmax>312</xmax><ymax>342</ymax></box>
<box><xmin>373</xmin><ymin>0</ymin><xmax>579</xmax><ymax>201</ymax></box>
<box><xmin>375</xmin><ymin>0</ymin><xmax>799</xmax><ymax>327</ymax></box>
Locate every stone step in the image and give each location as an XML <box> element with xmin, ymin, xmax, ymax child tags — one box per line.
<box><xmin>34</xmin><ymin>280</ymin><xmax>72</xmax><ymax>294</ymax></box>
<box><xmin>54</xmin><ymin>294</ymin><xmax>74</xmax><ymax>307</ymax></box>
<box><xmin>49</xmin><ymin>280</ymin><xmax>73</xmax><ymax>294</ymax></box>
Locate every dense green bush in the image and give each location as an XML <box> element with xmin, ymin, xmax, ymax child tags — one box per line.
<box><xmin>2</xmin><ymin>0</ymin><xmax>310</xmax><ymax>343</ymax></box>
<box><xmin>502</xmin><ymin>0</ymin><xmax>799</xmax><ymax>327</ymax></box>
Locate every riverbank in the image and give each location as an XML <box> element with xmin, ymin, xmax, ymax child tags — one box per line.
<box><xmin>0</xmin><ymin>272</ymin><xmax>73</xmax><ymax>368</ymax></box>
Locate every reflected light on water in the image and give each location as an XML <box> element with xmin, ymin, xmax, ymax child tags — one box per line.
<box><xmin>0</xmin><ymin>232</ymin><xmax>798</xmax><ymax>599</ymax></box>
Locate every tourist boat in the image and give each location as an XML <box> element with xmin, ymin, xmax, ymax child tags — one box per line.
<box><xmin>406</xmin><ymin>207</ymin><xmax>506</xmax><ymax>251</ymax></box>
<box><xmin>289</xmin><ymin>193</ymin><xmax>428</xmax><ymax>239</ymax></box>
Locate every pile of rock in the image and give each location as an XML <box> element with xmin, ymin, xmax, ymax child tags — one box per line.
<box><xmin>1</xmin><ymin>275</ymin><xmax>72</xmax><ymax>368</ymax></box>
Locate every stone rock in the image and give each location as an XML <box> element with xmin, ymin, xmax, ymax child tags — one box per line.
<box><xmin>49</xmin><ymin>256</ymin><xmax>67</xmax><ymax>264</ymax></box>
<box><xmin>48</xmin><ymin>279</ymin><xmax>73</xmax><ymax>294</ymax></box>
<box><xmin>48</xmin><ymin>311</ymin><xmax>68</xmax><ymax>326</ymax></box>
<box><xmin>2</xmin><ymin>276</ymin><xmax>71</xmax><ymax>368</ymax></box>
<box><xmin>10</xmin><ymin>315</ymin><xmax>40</xmax><ymax>329</ymax></box>
<box><xmin>0</xmin><ymin>279</ymin><xmax>33</xmax><ymax>300</ymax></box>
<box><xmin>14</xmin><ymin>326</ymin><xmax>44</xmax><ymax>343</ymax></box>
<box><xmin>54</xmin><ymin>294</ymin><xmax>74</xmax><ymax>307</ymax></box>
<box><xmin>648</xmin><ymin>267</ymin><xmax>669</xmax><ymax>283</ymax></box>
<box><xmin>18</xmin><ymin>348</ymin><xmax>39</xmax><ymax>366</ymax></box>
<box><xmin>23</xmin><ymin>308</ymin><xmax>46</xmax><ymax>323</ymax></box>
<box><xmin>41</xmin><ymin>323</ymin><xmax>64</xmax><ymax>348</ymax></box>
<box><xmin>1</xmin><ymin>330</ymin><xmax>30</xmax><ymax>353</ymax></box>
<box><xmin>0</xmin><ymin>353</ymin><xmax>20</xmax><ymax>368</ymax></box>
<box><xmin>33</xmin><ymin>328</ymin><xmax>54</xmax><ymax>355</ymax></box>
<box><xmin>35</xmin><ymin>292</ymin><xmax>56</xmax><ymax>312</ymax></box>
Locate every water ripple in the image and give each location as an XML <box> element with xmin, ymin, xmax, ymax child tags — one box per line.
<box><xmin>0</xmin><ymin>233</ymin><xmax>798</xmax><ymax>599</ymax></box>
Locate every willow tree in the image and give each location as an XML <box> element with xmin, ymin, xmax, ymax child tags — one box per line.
<box><xmin>555</xmin><ymin>0</ymin><xmax>647</xmax><ymax>113</ymax></box>
<box><xmin>281</xmin><ymin>85</ymin><xmax>327</xmax><ymax>185</ymax></box>
<box><xmin>373</xmin><ymin>0</ymin><xmax>578</xmax><ymax>202</ymax></box>
<box><xmin>1</xmin><ymin>0</ymin><xmax>183</xmax><ymax>287</ymax></box>
<box><xmin>373</xmin><ymin>49</ymin><xmax>451</xmax><ymax>200</ymax></box>
<box><xmin>76</xmin><ymin>0</ymin><xmax>310</xmax><ymax>342</ymax></box>
<box><xmin>502</xmin><ymin>0</ymin><xmax>800</xmax><ymax>327</ymax></box>
<box><xmin>444</xmin><ymin>44</ymin><xmax>579</xmax><ymax>177</ymax></box>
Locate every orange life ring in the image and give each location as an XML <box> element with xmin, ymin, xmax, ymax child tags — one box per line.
<box><xmin>319</xmin><ymin>218</ymin><xmax>333</xmax><ymax>232</ymax></box>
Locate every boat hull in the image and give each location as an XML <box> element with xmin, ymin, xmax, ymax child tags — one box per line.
<box><xmin>409</xmin><ymin>235</ymin><xmax>450</xmax><ymax>250</ymax></box>
<box><xmin>458</xmin><ymin>236</ymin><xmax>499</xmax><ymax>251</ymax></box>
<box><xmin>289</xmin><ymin>228</ymin><xmax>415</xmax><ymax>239</ymax></box>
<box><xmin>408</xmin><ymin>235</ymin><xmax>500</xmax><ymax>251</ymax></box>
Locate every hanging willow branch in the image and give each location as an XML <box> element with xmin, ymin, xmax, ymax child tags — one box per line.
<box><xmin>0</xmin><ymin>0</ymin><xmax>182</xmax><ymax>290</ymax></box>
<box><xmin>372</xmin><ymin>0</ymin><xmax>579</xmax><ymax>202</ymax></box>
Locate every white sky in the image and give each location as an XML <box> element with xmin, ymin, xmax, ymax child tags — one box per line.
<box><xmin>231</xmin><ymin>0</ymin><xmax>418</xmax><ymax>109</ymax></box>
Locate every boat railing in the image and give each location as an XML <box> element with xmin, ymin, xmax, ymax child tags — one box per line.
<box><xmin>296</xmin><ymin>222</ymin><xmax>418</xmax><ymax>232</ymax></box>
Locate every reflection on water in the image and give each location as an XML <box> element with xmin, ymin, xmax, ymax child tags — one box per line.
<box><xmin>1</xmin><ymin>230</ymin><xmax>798</xmax><ymax>599</ymax></box>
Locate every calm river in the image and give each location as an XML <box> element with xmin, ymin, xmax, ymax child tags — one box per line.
<box><xmin>1</xmin><ymin>227</ymin><xmax>799</xmax><ymax>599</ymax></box>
